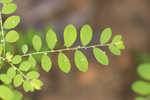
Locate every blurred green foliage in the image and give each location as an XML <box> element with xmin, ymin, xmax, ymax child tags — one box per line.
<box><xmin>132</xmin><ymin>52</ymin><xmax>150</xmax><ymax>100</ymax></box>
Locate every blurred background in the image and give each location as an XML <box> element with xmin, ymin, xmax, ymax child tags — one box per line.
<box><xmin>11</xmin><ymin>0</ymin><xmax>150</xmax><ymax>100</ymax></box>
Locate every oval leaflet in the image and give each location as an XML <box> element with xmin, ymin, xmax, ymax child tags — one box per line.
<box><xmin>74</xmin><ymin>50</ymin><xmax>88</xmax><ymax>72</ymax></box>
<box><xmin>58</xmin><ymin>52</ymin><xmax>71</xmax><ymax>73</ymax></box>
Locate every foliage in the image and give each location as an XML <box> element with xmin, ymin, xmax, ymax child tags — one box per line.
<box><xmin>0</xmin><ymin>0</ymin><xmax>125</xmax><ymax>100</ymax></box>
<box><xmin>132</xmin><ymin>53</ymin><xmax>150</xmax><ymax>100</ymax></box>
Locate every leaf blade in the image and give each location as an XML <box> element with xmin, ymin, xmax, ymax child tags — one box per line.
<box><xmin>2</xmin><ymin>3</ymin><xmax>17</xmax><ymax>14</ymax></box>
<box><xmin>137</xmin><ymin>64</ymin><xmax>150</xmax><ymax>81</ymax></box>
<box><xmin>108</xmin><ymin>44</ymin><xmax>121</xmax><ymax>56</ymax></box>
<box><xmin>46</xmin><ymin>29</ymin><xmax>57</xmax><ymax>50</ymax></box>
<box><xmin>5</xmin><ymin>30</ymin><xmax>19</xmax><ymax>43</ymax></box>
<box><xmin>132</xmin><ymin>80</ymin><xmax>150</xmax><ymax>95</ymax></box>
<box><xmin>32</xmin><ymin>35</ymin><xmax>42</xmax><ymax>51</ymax></box>
<box><xmin>74</xmin><ymin>50</ymin><xmax>88</xmax><ymax>72</ymax></box>
<box><xmin>93</xmin><ymin>48</ymin><xmax>109</xmax><ymax>65</ymax></box>
<box><xmin>80</xmin><ymin>24</ymin><xmax>93</xmax><ymax>46</ymax></box>
<box><xmin>100</xmin><ymin>28</ymin><xmax>112</xmax><ymax>44</ymax></box>
<box><xmin>27</xmin><ymin>71</ymin><xmax>40</xmax><ymax>79</ymax></box>
<box><xmin>41</xmin><ymin>55</ymin><xmax>52</xmax><ymax>72</ymax></box>
<box><xmin>64</xmin><ymin>24</ymin><xmax>77</xmax><ymax>47</ymax></box>
<box><xmin>4</xmin><ymin>16</ymin><xmax>20</xmax><ymax>29</ymax></box>
<box><xmin>58</xmin><ymin>52</ymin><xmax>71</xmax><ymax>73</ymax></box>
<box><xmin>19</xmin><ymin>61</ymin><xmax>31</xmax><ymax>72</ymax></box>
<box><xmin>13</xmin><ymin>74</ymin><xmax>23</xmax><ymax>87</ymax></box>
<box><xmin>12</xmin><ymin>55</ymin><xmax>22</xmax><ymax>64</ymax></box>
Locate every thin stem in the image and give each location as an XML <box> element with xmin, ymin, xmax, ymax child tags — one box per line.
<box><xmin>21</xmin><ymin>43</ymin><xmax>111</xmax><ymax>57</ymax></box>
<box><xmin>0</xmin><ymin>12</ymin><xmax>5</xmax><ymax>56</ymax></box>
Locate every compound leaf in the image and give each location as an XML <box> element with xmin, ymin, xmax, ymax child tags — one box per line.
<box><xmin>4</xmin><ymin>16</ymin><xmax>20</xmax><ymax>29</ymax></box>
<box><xmin>13</xmin><ymin>74</ymin><xmax>23</xmax><ymax>87</ymax></box>
<box><xmin>100</xmin><ymin>28</ymin><xmax>112</xmax><ymax>44</ymax></box>
<box><xmin>80</xmin><ymin>24</ymin><xmax>93</xmax><ymax>46</ymax></box>
<box><xmin>58</xmin><ymin>52</ymin><xmax>71</xmax><ymax>73</ymax></box>
<box><xmin>93</xmin><ymin>48</ymin><xmax>109</xmax><ymax>65</ymax></box>
<box><xmin>32</xmin><ymin>35</ymin><xmax>42</xmax><ymax>51</ymax></box>
<box><xmin>2</xmin><ymin>3</ymin><xmax>17</xmax><ymax>14</ymax></box>
<box><xmin>132</xmin><ymin>80</ymin><xmax>150</xmax><ymax>95</ymax></box>
<box><xmin>46</xmin><ymin>29</ymin><xmax>57</xmax><ymax>50</ymax></box>
<box><xmin>64</xmin><ymin>24</ymin><xmax>77</xmax><ymax>47</ymax></box>
<box><xmin>74</xmin><ymin>50</ymin><xmax>88</xmax><ymax>72</ymax></box>
<box><xmin>41</xmin><ymin>55</ymin><xmax>52</xmax><ymax>72</ymax></box>
<box><xmin>5</xmin><ymin>30</ymin><xmax>19</xmax><ymax>43</ymax></box>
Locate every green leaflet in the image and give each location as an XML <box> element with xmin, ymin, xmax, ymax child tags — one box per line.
<box><xmin>32</xmin><ymin>35</ymin><xmax>42</xmax><ymax>51</ymax></box>
<box><xmin>58</xmin><ymin>52</ymin><xmax>71</xmax><ymax>73</ymax></box>
<box><xmin>12</xmin><ymin>90</ymin><xmax>23</xmax><ymax>100</ymax></box>
<box><xmin>80</xmin><ymin>24</ymin><xmax>93</xmax><ymax>46</ymax></box>
<box><xmin>2</xmin><ymin>3</ymin><xmax>17</xmax><ymax>14</ymax></box>
<box><xmin>31</xmin><ymin>79</ymin><xmax>43</xmax><ymax>90</ymax></box>
<box><xmin>7</xmin><ymin>67</ymin><xmax>16</xmax><ymax>79</ymax></box>
<box><xmin>4</xmin><ymin>16</ymin><xmax>20</xmax><ymax>29</ymax></box>
<box><xmin>19</xmin><ymin>61</ymin><xmax>31</xmax><ymax>71</ymax></box>
<box><xmin>137</xmin><ymin>64</ymin><xmax>150</xmax><ymax>81</ymax></box>
<box><xmin>13</xmin><ymin>74</ymin><xmax>23</xmax><ymax>87</ymax></box>
<box><xmin>109</xmin><ymin>35</ymin><xmax>125</xmax><ymax>55</ymax></box>
<box><xmin>108</xmin><ymin>44</ymin><xmax>121</xmax><ymax>56</ymax></box>
<box><xmin>0</xmin><ymin>74</ymin><xmax>12</xmax><ymax>84</ymax></box>
<box><xmin>0</xmin><ymin>85</ymin><xmax>14</xmax><ymax>100</ymax></box>
<box><xmin>100</xmin><ymin>28</ymin><xmax>112</xmax><ymax>44</ymax></box>
<box><xmin>21</xmin><ymin>44</ymin><xmax>28</xmax><ymax>54</ymax></box>
<box><xmin>5</xmin><ymin>30</ymin><xmax>19</xmax><ymax>43</ymax></box>
<box><xmin>27</xmin><ymin>71</ymin><xmax>40</xmax><ymax>79</ymax></box>
<box><xmin>135</xmin><ymin>97</ymin><xmax>146</xmax><ymax>100</ymax></box>
<box><xmin>115</xmin><ymin>41</ymin><xmax>125</xmax><ymax>50</ymax></box>
<box><xmin>93</xmin><ymin>48</ymin><xmax>109</xmax><ymax>65</ymax></box>
<box><xmin>28</xmin><ymin>56</ymin><xmax>36</xmax><ymax>69</ymax></box>
<box><xmin>41</xmin><ymin>55</ymin><xmax>52</xmax><ymax>72</ymax></box>
<box><xmin>132</xmin><ymin>80</ymin><xmax>150</xmax><ymax>95</ymax></box>
<box><xmin>112</xmin><ymin>35</ymin><xmax>125</xmax><ymax>50</ymax></box>
<box><xmin>112</xmin><ymin>35</ymin><xmax>122</xmax><ymax>43</ymax></box>
<box><xmin>46</xmin><ymin>29</ymin><xmax>57</xmax><ymax>50</ymax></box>
<box><xmin>64</xmin><ymin>24</ymin><xmax>77</xmax><ymax>47</ymax></box>
<box><xmin>12</xmin><ymin>55</ymin><xmax>22</xmax><ymax>64</ymax></box>
<box><xmin>74</xmin><ymin>50</ymin><xmax>88</xmax><ymax>72</ymax></box>
<box><xmin>0</xmin><ymin>0</ymin><xmax>12</xmax><ymax>3</ymax></box>
<box><xmin>23</xmin><ymin>80</ymin><xmax>34</xmax><ymax>92</ymax></box>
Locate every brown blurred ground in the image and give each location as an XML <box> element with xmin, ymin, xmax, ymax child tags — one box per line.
<box><xmin>13</xmin><ymin>0</ymin><xmax>150</xmax><ymax>100</ymax></box>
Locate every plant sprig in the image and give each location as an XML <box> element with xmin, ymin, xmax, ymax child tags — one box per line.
<box><xmin>0</xmin><ymin>0</ymin><xmax>125</xmax><ymax>100</ymax></box>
